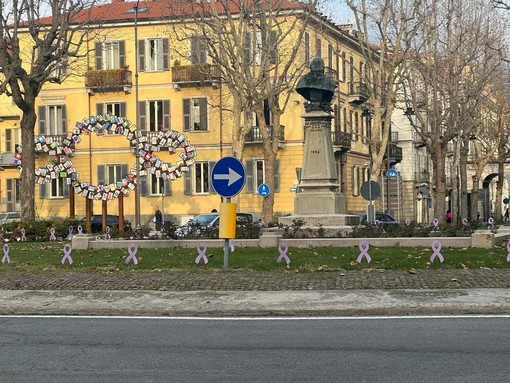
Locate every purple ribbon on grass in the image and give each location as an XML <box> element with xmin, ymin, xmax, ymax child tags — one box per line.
<box><xmin>61</xmin><ymin>244</ymin><xmax>73</xmax><ymax>265</ymax></box>
<box><xmin>195</xmin><ymin>241</ymin><xmax>208</xmax><ymax>264</ymax></box>
<box><xmin>229</xmin><ymin>239</ymin><xmax>235</xmax><ymax>252</ymax></box>
<box><xmin>357</xmin><ymin>240</ymin><xmax>371</xmax><ymax>264</ymax></box>
<box><xmin>430</xmin><ymin>240</ymin><xmax>444</xmax><ymax>263</ymax></box>
<box><xmin>277</xmin><ymin>242</ymin><xmax>290</xmax><ymax>265</ymax></box>
<box><xmin>67</xmin><ymin>226</ymin><xmax>74</xmax><ymax>240</ymax></box>
<box><xmin>125</xmin><ymin>244</ymin><xmax>139</xmax><ymax>265</ymax></box>
<box><xmin>2</xmin><ymin>244</ymin><xmax>10</xmax><ymax>264</ymax></box>
<box><xmin>507</xmin><ymin>241</ymin><xmax>510</xmax><ymax>263</ymax></box>
<box><xmin>49</xmin><ymin>228</ymin><xmax>56</xmax><ymax>241</ymax></box>
<box><xmin>21</xmin><ymin>228</ymin><xmax>26</xmax><ymax>242</ymax></box>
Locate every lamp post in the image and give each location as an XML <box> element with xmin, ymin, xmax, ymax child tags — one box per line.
<box><xmin>129</xmin><ymin>1</ymin><xmax>148</xmax><ymax>230</ymax></box>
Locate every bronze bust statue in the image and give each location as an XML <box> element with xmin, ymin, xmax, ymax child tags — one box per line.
<box><xmin>296</xmin><ymin>57</ymin><xmax>337</xmax><ymax>112</ymax></box>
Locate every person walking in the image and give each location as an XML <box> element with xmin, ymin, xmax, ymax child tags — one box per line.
<box><xmin>445</xmin><ymin>209</ymin><xmax>452</xmax><ymax>224</ymax></box>
<box><xmin>154</xmin><ymin>207</ymin><xmax>163</xmax><ymax>231</ymax></box>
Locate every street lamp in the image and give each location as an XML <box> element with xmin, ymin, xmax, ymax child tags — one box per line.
<box><xmin>128</xmin><ymin>1</ymin><xmax>148</xmax><ymax>230</ymax></box>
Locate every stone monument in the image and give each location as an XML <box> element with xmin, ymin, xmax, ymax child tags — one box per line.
<box><xmin>279</xmin><ymin>57</ymin><xmax>358</xmax><ymax>227</ymax></box>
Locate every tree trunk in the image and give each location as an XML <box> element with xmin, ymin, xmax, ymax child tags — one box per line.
<box><xmin>471</xmin><ymin>172</ymin><xmax>481</xmax><ymax>222</ymax></box>
<box><xmin>496</xmin><ymin>160</ymin><xmax>505</xmax><ymax>222</ymax></box>
<box><xmin>459</xmin><ymin>146</ymin><xmax>469</xmax><ymax>222</ymax></box>
<box><xmin>431</xmin><ymin>140</ymin><xmax>447</xmax><ymax>222</ymax></box>
<box><xmin>20</xmin><ymin>107</ymin><xmax>37</xmax><ymax>221</ymax></box>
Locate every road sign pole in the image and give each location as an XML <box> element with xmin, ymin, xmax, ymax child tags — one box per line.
<box><xmin>223</xmin><ymin>197</ymin><xmax>231</xmax><ymax>268</ymax></box>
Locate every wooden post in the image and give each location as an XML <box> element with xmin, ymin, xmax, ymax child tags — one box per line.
<box><xmin>69</xmin><ymin>184</ymin><xmax>75</xmax><ymax>219</ymax></box>
<box><xmin>85</xmin><ymin>198</ymin><xmax>91</xmax><ymax>233</ymax></box>
<box><xmin>102</xmin><ymin>200</ymin><xmax>108</xmax><ymax>232</ymax></box>
<box><xmin>118</xmin><ymin>193</ymin><xmax>125</xmax><ymax>231</ymax></box>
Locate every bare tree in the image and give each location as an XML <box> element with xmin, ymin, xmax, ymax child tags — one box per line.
<box><xmin>167</xmin><ymin>0</ymin><xmax>319</xmax><ymax>223</ymax></box>
<box><xmin>0</xmin><ymin>0</ymin><xmax>96</xmax><ymax>220</ymax></box>
<box><xmin>404</xmin><ymin>0</ymin><xmax>506</xmax><ymax>221</ymax></box>
<box><xmin>346</xmin><ymin>0</ymin><xmax>428</xmax><ymax>181</ymax></box>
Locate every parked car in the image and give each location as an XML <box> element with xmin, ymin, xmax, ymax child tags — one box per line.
<box><xmin>83</xmin><ymin>215</ymin><xmax>131</xmax><ymax>233</ymax></box>
<box><xmin>175</xmin><ymin>212</ymin><xmax>260</xmax><ymax>237</ymax></box>
<box><xmin>0</xmin><ymin>211</ymin><xmax>21</xmax><ymax>224</ymax></box>
<box><xmin>358</xmin><ymin>212</ymin><xmax>398</xmax><ymax>225</ymax></box>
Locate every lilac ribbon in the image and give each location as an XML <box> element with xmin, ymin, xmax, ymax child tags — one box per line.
<box><xmin>125</xmin><ymin>244</ymin><xmax>139</xmax><ymax>265</ymax></box>
<box><xmin>430</xmin><ymin>240</ymin><xmax>444</xmax><ymax>263</ymax></box>
<box><xmin>488</xmin><ymin>217</ymin><xmax>495</xmax><ymax>230</ymax></box>
<box><xmin>77</xmin><ymin>225</ymin><xmax>83</xmax><ymax>235</ymax></box>
<box><xmin>49</xmin><ymin>227</ymin><xmax>57</xmax><ymax>241</ymax></box>
<box><xmin>507</xmin><ymin>241</ymin><xmax>510</xmax><ymax>263</ymax></box>
<box><xmin>21</xmin><ymin>228</ymin><xmax>26</xmax><ymax>242</ymax></box>
<box><xmin>105</xmin><ymin>226</ymin><xmax>111</xmax><ymax>240</ymax></box>
<box><xmin>61</xmin><ymin>244</ymin><xmax>73</xmax><ymax>265</ymax></box>
<box><xmin>357</xmin><ymin>240</ymin><xmax>371</xmax><ymax>264</ymax></box>
<box><xmin>195</xmin><ymin>241</ymin><xmax>208</xmax><ymax>264</ymax></box>
<box><xmin>432</xmin><ymin>218</ymin><xmax>439</xmax><ymax>228</ymax></box>
<box><xmin>67</xmin><ymin>226</ymin><xmax>74</xmax><ymax>240</ymax></box>
<box><xmin>374</xmin><ymin>219</ymin><xmax>382</xmax><ymax>226</ymax></box>
<box><xmin>277</xmin><ymin>242</ymin><xmax>290</xmax><ymax>265</ymax></box>
<box><xmin>462</xmin><ymin>218</ymin><xmax>468</xmax><ymax>226</ymax></box>
<box><xmin>405</xmin><ymin>219</ymin><xmax>410</xmax><ymax>226</ymax></box>
<box><xmin>229</xmin><ymin>239</ymin><xmax>235</xmax><ymax>252</ymax></box>
<box><xmin>2</xmin><ymin>244</ymin><xmax>10</xmax><ymax>264</ymax></box>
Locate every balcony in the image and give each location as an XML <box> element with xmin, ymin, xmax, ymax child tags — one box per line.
<box><xmin>383</xmin><ymin>143</ymin><xmax>403</xmax><ymax>165</ymax></box>
<box><xmin>171</xmin><ymin>64</ymin><xmax>221</xmax><ymax>87</ymax></box>
<box><xmin>0</xmin><ymin>152</ymin><xmax>17</xmax><ymax>167</ymax></box>
<box><xmin>414</xmin><ymin>170</ymin><xmax>430</xmax><ymax>183</ymax></box>
<box><xmin>85</xmin><ymin>68</ymin><xmax>132</xmax><ymax>94</ymax></box>
<box><xmin>331</xmin><ymin>130</ymin><xmax>351</xmax><ymax>154</ymax></box>
<box><xmin>348</xmin><ymin>82</ymin><xmax>368</xmax><ymax>105</ymax></box>
<box><xmin>245</xmin><ymin>125</ymin><xmax>285</xmax><ymax>149</ymax></box>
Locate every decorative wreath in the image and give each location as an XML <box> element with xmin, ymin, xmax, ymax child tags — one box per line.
<box><xmin>15</xmin><ymin>114</ymin><xmax>196</xmax><ymax>200</ymax></box>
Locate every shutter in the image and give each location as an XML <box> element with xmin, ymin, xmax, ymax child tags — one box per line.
<box><xmin>245</xmin><ymin>159</ymin><xmax>254</xmax><ymax>193</ymax></box>
<box><xmin>274</xmin><ymin>159</ymin><xmax>280</xmax><ymax>192</ymax></box>
<box><xmin>120</xmin><ymin>102</ymin><xmax>126</xmax><ymax>118</ymax></box>
<box><xmin>184</xmin><ymin>169</ymin><xmax>192</xmax><ymax>195</ymax></box>
<box><xmin>190</xmin><ymin>36</ymin><xmax>198</xmax><ymax>64</ymax></box>
<box><xmin>119</xmin><ymin>40</ymin><xmax>125</xmax><ymax>68</ymax></box>
<box><xmin>121</xmin><ymin>164</ymin><xmax>128</xmax><ymax>178</ymax></box>
<box><xmin>163</xmin><ymin>100</ymin><xmax>170</xmax><ymax>130</ymax></box>
<box><xmin>95</xmin><ymin>42</ymin><xmax>102</xmax><ymax>70</ymax></box>
<box><xmin>38</xmin><ymin>106</ymin><xmax>46</xmax><ymax>134</ymax></box>
<box><xmin>138</xmin><ymin>101</ymin><xmax>146</xmax><ymax>131</ymax></box>
<box><xmin>162</xmin><ymin>38</ymin><xmax>169</xmax><ymax>70</ymax></box>
<box><xmin>164</xmin><ymin>179</ymin><xmax>172</xmax><ymax>196</ymax></box>
<box><xmin>199</xmin><ymin>98</ymin><xmax>207</xmax><ymax>131</ymax></box>
<box><xmin>243</xmin><ymin>32</ymin><xmax>252</xmax><ymax>65</ymax></box>
<box><xmin>141</xmin><ymin>178</ymin><xmax>148</xmax><ymax>196</ymax></box>
<box><xmin>97</xmin><ymin>165</ymin><xmax>105</xmax><ymax>185</ymax></box>
<box><xmin>138</xmin><ymin>40</ymin><xmax>145</xmax><ymax>72</ymax></box>
<box><xmin>269</xmin><ymin>30</ymin><xmax>277</xmax><ymax>64</ymax></box>
<box><xmin>209</xmin><ymin>161</ymin><xmax>216</xmax><ymax>194</ymax></box>
<box><xmin>61</xmin><ymin>105</ymin><xmax>67</xmax><ymax>133</ymax></box>
<box><xmin>96</xmin><ymin>103</ymin><xmax>104</xmax><ymax>116</ymax></box>
<box><xmin>63</xmin><ymin>182</ymin><xmax>69</xmax><ymax>198</ymax></box>
<box><xmin>5</xmin><ymin>129</ymin><xmax>11</xmax><ymax>152</ymax></box>
<box><xmin>40</xmin><ymin>183</ymin><xmax>47</xmax><ymax>199</ymax></box>
<box><xmin>183</xmin><ymin>99</ymin><xmax>190</xmax><ymax>131</ymax></box>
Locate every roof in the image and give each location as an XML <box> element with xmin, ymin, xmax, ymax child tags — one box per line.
<box><xmin>37</xmin><ymin>0</ymin><xmax>308</xmax><ymax>25</ymax></box>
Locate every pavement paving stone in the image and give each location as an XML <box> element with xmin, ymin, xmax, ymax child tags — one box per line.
<box><xmin>0</xmin><ymin>268</ymin><xmax>509</xmax><ymax>291</ymax></box>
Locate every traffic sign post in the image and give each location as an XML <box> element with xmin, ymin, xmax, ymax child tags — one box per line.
<box><xmin>211</xmin><ymin>157</ymin><xmax>246</xmax><ymax>268</ymax></box>
<box><xmin>360</xmin><ymin>181</ymin><xmax>381</xmax><ymax>224</ymax></box>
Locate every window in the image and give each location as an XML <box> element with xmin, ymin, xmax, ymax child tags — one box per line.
<box><xmin>352</xmin><ymin>166</ymin><xmax>360</xmax><ymax>196</ymax></box>
<box><xmin>138</xmin><ymin>100</ymin><xmax>170</xmax><ymax>132</ymax></box>
<box><xmin>6</xmin><ymin>179</ymin><xmax>20</xmax><ymax>211</ymax></box>
<box><xmin>340</xmin><ymin>51</ymin><xmax>346</xmax><ymax>82</ymax></box>
<box><xmin>183</xmin><ymin>98</ymin><xmax>208</xmax><ymax>131</ymax></box>
<box><xmin>250</xmin><ymin>99</ymin><xmax>272</xmax><ymax>127</ymax></box>
<box><xmin>150</xmin><ymin>174</ymin><xmax>164</xmax><ymax>195</ymax></box>
<box><xmin>244</xmin><ymin>31</ymin><xmax>277</xmax><ymax>65</ymax></box>
<box><xmin>95</xmin><ymin>41</ymin><xmax>125</xmax><ymax>70</ymax></box>
<box><xmin>190</xmin><ymin>35</ymin><xmax>208</xmax><ymax>64</ymax></box>
<box><xmin>38</xmin><ymin>105</ymin><xmax>67</xmax><ymax>136</ymax></box>
<box><xmin>354</xmin><ymin>112</ymin><xmax>359</xmax><ymax>137</ymax></box>
<box><xmin>97</xmin><ymin>164</ymin><xmax>129</xmax><ymax>188</ymax></box>
<box><xmin>349</xmin><ymin>56</ymin><xmax>354</xmax><ymax>85</ymax></box>
<box><xmin>342</xmin><ymin>108</ymin><xmax>347</xmax><ymax>132</ymax></box>
<box><xmin>51</xmin><ymin>177</ymin><xmax>66</xmax><ymax>198</ymax></box>
<box><xmin>194</xmin><ymin>162</ymin><xmax>210</xmax><ymax>194</ymax></box>
<box><xmin>245</xmin><ymin>158</ymin><xmax>280</xmax><ymax>193</ymax></box>
<box><xmin>96</xmin><ymin>102</ymin><xmax>127</xmax><ymax>134</ymax></box>
<box><xmin>304</xmin><ymin>32</ymin><xmax>310</xmax><ymax>65</ymax></box>
<box><xmin>139</xmin><ymin>38</ymin><xmax>169</xmax><ymax>72</ymax></box>
<box><xmin>328</xmin><ymin>44</ymin><xmax>333</xmax><ymax>69</ymax></box>
<box><xmin>5</xmin><ymin>128</ymin><xmax>21</xmax><ymax>152</ymax></box>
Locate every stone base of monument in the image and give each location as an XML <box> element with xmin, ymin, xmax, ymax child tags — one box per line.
<box><xmin>294</xmin><ymin>190</ymin><xmax>346</xmax><ymax>215</ymax></box>
<box><xmin>279</xmin><ymin>213</ymin><xmax>359</xmax><ymax>228</ymax></box>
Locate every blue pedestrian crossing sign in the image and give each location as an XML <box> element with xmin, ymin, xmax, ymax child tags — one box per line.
<box><xmin>258</xmin><ymin>183</ymin><xmax>270</xmax><ymax>198</ymax></box>
<box><xmin>211</xmin><ymin>157</ymin><xmax>246</xmax><ymax>198</ymax></box>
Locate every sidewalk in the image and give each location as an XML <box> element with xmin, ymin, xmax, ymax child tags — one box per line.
<box><xmin>0</xmin><ymin>268</ymin><xmax>509</xmax><ymax>316</ymax></box>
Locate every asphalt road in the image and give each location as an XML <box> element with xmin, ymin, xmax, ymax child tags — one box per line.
<box><xmin>1</xmin><ymin>316</ymin><xmax>509</xmax><ymax>382</ymax></box>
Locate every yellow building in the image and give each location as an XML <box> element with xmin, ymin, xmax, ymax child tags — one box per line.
<box><xmin>1</xmin><ymin>0</ymin><xmax>374</xmax><ymax>225</ymax></box>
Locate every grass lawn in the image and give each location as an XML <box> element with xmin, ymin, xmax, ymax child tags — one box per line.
<box><xmin>0</xmin><ymin>241</ymin><xmax>509</xmax><ymax>271</ymax></box>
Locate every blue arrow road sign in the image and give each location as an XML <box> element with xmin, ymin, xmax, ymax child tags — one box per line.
<box><xmin>258</xmin><ymin>183</ymin><xmax>270</xmax><ymax>197</ymax></box>
<box><xmin>211</xmin><ymin>157</ymin><xmax>246</xmax><ymax>198</ymax></box>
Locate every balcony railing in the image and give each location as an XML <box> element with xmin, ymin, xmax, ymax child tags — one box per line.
<box><xmin>172</xmin><ymin>64</ymin><xmax>221</xmax><ymax>85</ymax></box>
<box><xmin>348</xmin><ymin>82</ymin><xmax>368</xmax><ymax>104</ymax></box>
<box><xmin>85</xmin><ymin>68</ymin><xmax>132</xmax><ymax>93</ymax></box>
<box><xmin>331</xmin><ymin>130</ymin><xmax>351</xmax><ymax>152</ymax></box>
<box><xmin>245</xmin><ymin>125</ymin><xmax>285</xmax><ymax>148</ymax></box>
<box><xmin>414</xmin><ymin>170</ymin><xmax>430</xmax><ymax>183</ymax></box>
<box><xmin>0</xmin><ymin>152</ymin><xmax>16</xmax><ymax>166</ymax></box>
<box><xmin>383</xmin><ymin>143</ymin><xmax>403</xmax><ymax>164</ymax></box>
